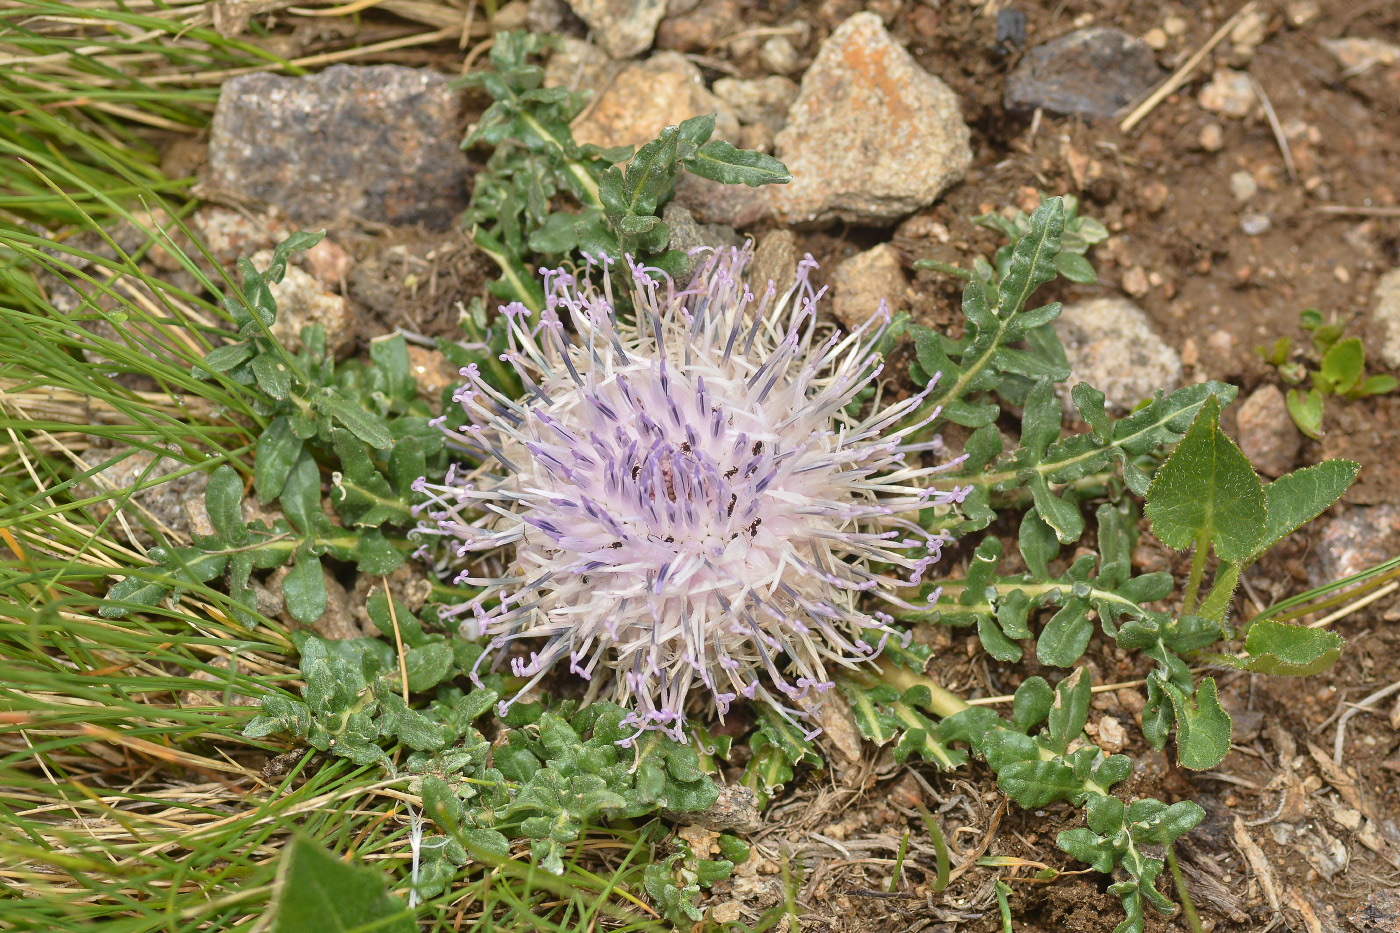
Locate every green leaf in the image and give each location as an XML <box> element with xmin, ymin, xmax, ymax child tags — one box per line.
<box><xmin>1144</xmin><ymin>396</ymin><xmax>1265</xmax><ymax>562</ymax></box>
<box><xmin>1252</xmin><ymin>460</ymin><xmax>1359</xmax><ymax>557</ymax></box>
<box><xmin>1160</xmin><ymin>676</ymin><xmax>1232</xmax><ymax>770</ymax></box>
<box><xmin>404</xmin><ymin>643</ymin><xmax>455</xmax><ymax>692</ymax></box>
<box><xmin>1054</xmin><ymin>251</ymin><xmax>1097</xmax><ymax>284</ymax></box>
<box><xmin>1359</xmin><ymin>373</ymin><xmax>1398</xmax><ymax>397</ymax></box>
<box><xmin>997</xmin><ymin>198</ymin><xmax>1064</xmax><ymax>318</ymax></box>
<box><xmin>1035</xmin><ymin>599</ymin><xmax>1093</xmax><ymax>668</ymax></box>
<box><xmin>252</xmin><ymin>352</ymin><xmax>294</xmax><ymax>400</ymax></box>
<box><xmin>314</xmin><ymin>388</ymin><xmax>394</xmax><ymax>450</ymax></box>
<box><xmin>684</xmin><ymin>139</ymin><xmax>791</xmax><ymax>186</ymax></box>
<box><xmin>280</xmin><ymin>449</ymin><xmax>321</xmax><ymax>536</ymax></box>
<box><xmin>269</xmin><ymin>836</ymin><xmax>414</xmax><ymax>933</ymax></box>
<box><xmin>100</xmin><ymin>573</ymin><xmax>172</xmax><ymax>618</ymax></box>
<box><xmin>206</xmin><ymin>464</ymin><xmax>249</xmax><ymax>546</ymax></box>
<box><xmin>255</xmin><ymin>416</ymin><xmax>304</xmax><ymax>505</ymax></box>
<box><xmin>1320</xmin><ymin>337</ymin><xmax>1365</xmax><ymax>395</ymax></box>
<box><xmin>1243</xmin><ymin>620</ymin><xmax>1342</xmax><ymax>676</ymax></box>
<box><xmin>283</xmin><ymin>546</ymin><xmax>327</xmax><ymax>624</ymax></box>
<box><xmin>998</xmin><ymin>758</ymin><xmax>1083</xmax><ymax>808</ymax></box>
<box><xmin>198</xmin><ymin>341</ymin><xmax>255</xmax><ymax>376</ymax></box>
<box><xmin>1046</xmin><ymin>668</ymin><xmax>1091</xmax><ymax>754</ymax></box>
<box><xmin>1286</xmin><ymin>387</ymin><xmax>1324</xmax><ymax>440</ymax></box>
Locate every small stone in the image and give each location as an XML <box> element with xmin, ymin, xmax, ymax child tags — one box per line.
<box><xmin>1141</xmin><ymin>180</ymin><xmax>1170</xmax><ymax>213</ymax></box>
<box><xmin>251</xmin><ymin>250</ymin><xmax>357</xmax><ymax>356</ymax></box>
<box><xmin>1163</xmin><ymin>15</ymin><xmax>1187</xmax><ymax>36</ymax></box>
<box><xmin>655</xmin><ymin>0</ymin><xmax>740</xmax><ymax>52</ymax></box>
<box><xmin>830</xmin><ymin>244</ymin><xmax>908</xmax><ymax>330</ymax></box>
<box><xmin>1003</xmin><ymin>27</ymin><xmax>1164</xmax><ymax>120</ymax></box>
<box><xmin>527</xmin><ymin>0</ymin><xmax>572</xmax><ymax>33</ymax></box>
<box><xmin>1235</xmin><ymin>385</ymin><xmax>1300</xmax><ymax>477</ymax></box>
<box><xmin>661</xmin><ymin>202</ymin><xmax>742</xmax><ymax>256</ymax></box>
<box><xmin>887</xmin><ymin>773</ymin><xmax>924</xmax><ymax>809</ymax></box>
<box><xmin>207</xmin><ymin>65</ymin><xmax>469</xmax><ymax>230</ymax></box>
<box><xmin>543</xmin><ymin>36</ymin><xmax>616</xmax><ymax>94</ymax></box>
<box><xmin>1307</xmin><ymin>505</ymin><xmax>1400</xmax><ymax>587</ymax></box>
<box><xmin>1096</xmin><ymin>716</ymin><xmax>1128</xmax><ymax>753</ymax></box>
<box><xmin>490</xmin><ymin>0</ymin><xmax>531</xmax><ymax>29</ymax></box>
<box><xmin>1322</xmin><ymin>37</ymin><xmax>1400</xmax><ymax>73</ymax></box>
<box><xmin>269</xmin><ymin>564</ymin><xmax>359</xmax><ymax>640</ymax></box>
<box><xmin>1229</xmin><ymin>8</ymin><xmax>1268</xmax><ymax>50</ymax></box>
<box><xmin>712</xmin><ymin>76</ymin><xmax>799</xmax><ymax>130</ymax></box>
<box><xmin>1121</xmin><ymin>265</ymin><xmax>1149</xmax><ymax>298</ymax></box>
<box><xmin>572</xmin><ymin>51</ymin><xmax>738</xmax><ymax>151</ymax></box>
<box><xmin>405</xmin><ymin>345</ymin><xmax>461</xmax><ymax>405</ymax></box>
<box><xmin>760</xmin><ymin>35</ymin><xmax>801</xmax><ymax>73</ymax></box>
<box><xmin>738</xmin><ymin>122</ymin><xmax>774</xmax><ymax>153</ymax></box>
<box><xmin>565</xmin><ymin>0</ymin><xmax>666</xmax><ymax>58</ymax></box>
<box><xmin>666</xmin><ymin>783</ymin><xmax>762</xmax><ymax>832</ymax></box>
<box><xmin>1240</xmin><ymin>212</ymin><xmax>1272</xmax><ymax>236</ymax></box>
<box><xmin>672</xmin><ymin>172</ymin><xmax>773</xmax><ymax>227</ymax></box>
<box><xmin>1374</xmin><ymin>268</ymin><xmax>1400</xmax><ymax>369</ymax></box>
<box><xmin>1200</xmin><ymin>122</ymin><xmax>1225</xmax><ymax>151</ymax></box>
<box><xmin>1055</xmin><ymin>297</ymin><xmax>1182</xmax><ymax>412</ymax></box>
<box><xmin>1229</xmin><ymin>170</ymin><xmax>1259</xmax><ymax>201</ymax></box>
<box><xmin>710</xmin><ymin>902</ymin><xmax>743</xmax><ymax>924</ymax></box>
<box><xmin>1142</xmin><ymin>28</ymin><xmax>1168</xmax><ymax>51</ymax></box>
<box><xmin>1198</xmin><ymin>68</ymin><xmax>1255</xmax><ymax>118</ymax></box>
<box><xmin>748</xmin><ymin>228</ymin><xmax>797</xmax><ymax>298</ymax></box>
<box><xmin>772</xmin><ymin>12</ymin><xmax>972</xmax><ymax>224</ymax></box>
<box><xmin>1286</xmin><ymin>0</ymin><xmax>1320</xmax><ymax>27</ymax></box>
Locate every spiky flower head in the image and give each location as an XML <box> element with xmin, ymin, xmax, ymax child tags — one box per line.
<box><xmin>414</xmin><ymin>247</ymin><xmax>966</xmax><ymax>743</ymax></box>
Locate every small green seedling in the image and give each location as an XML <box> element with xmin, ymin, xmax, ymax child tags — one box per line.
<box><xmin>1256</xmin><ymin>309</ymin><xmax>1397</xmax><ymax>439</ymax></box>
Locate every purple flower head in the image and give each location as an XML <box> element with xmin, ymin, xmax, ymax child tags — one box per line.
<box><xmin>415</xmin><ymin>246</ymin><xmax>965</xmax><ymax>742</ymax></box>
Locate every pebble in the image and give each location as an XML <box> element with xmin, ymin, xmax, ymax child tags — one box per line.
<box><xmin>712</xmin><ymin>75</ymin><xmax>799</xmax><ymax>130</ymax></box>
<box><xmin>1323</xmin><ymin>36</ymin><xmax>1400</xmax><ymax>73</ymax></box>
<box><xmin>571</xmin><ymin>51</ymin><xmax>738</xmax><ymax>151</ymax></box>
<box><xmin>830</xmin><ymin>243</ymin><xmax>908</xmax><ymax>330</ymax></box>
<box><xmin>1229</xmin><ymin>170</ymin><xmax>1259</xmax><ymax>201</ymax></box>
<box><xmin>206</xmin><ymin>65</ymin><xmax>469</xmax><ymax>231</ymax></box>
<box><xmin>1307</xmin><ymin>505</ymin><xmax>1400</xmax><ymax>588</ymax></box>
<box><xmin>1096</xmin><ymin>716</ymin><xmax>1128</xmax><ymax>753</ymax></box>
<box><xmin>543</xmin><ymin>36</ymin><xmax>615</xmax><ymax>94</ymax></box>
<box><xmin>661</xmin><ymin>202</ymin><xmax>742</xmax><ymax>256</ymax></box>
<box><xmin>1287</xmin><ymin>0</ymin><xmax>1320</xmax><ymax>27</ymax></box>
<box><xmin>1163</xmin><ymin>15</ymin><xmax>1187</xmax><ymax>37</ymax></box>
<box><xmin>1235</xmin><ymin>384</ymin><xmax>1300</xmax><ymax>477</ymax></box>
<box><xmin>1198</xmin><ymin>68</ymin><xmax>1255</xmax><ymax>117</ymax></box>
<box><xmin>655</xmin><ymin>0</ymin><xmax>740</xmax><ymax>52</ymax></box>
<box><xmin>1229</xmin><ymin>8</ymin><xmax>1268</xmax><ymax>51</ymax></box>
<box><xmin>1121</xmin><ymin>265</ymin><xmax>1149</xmax><ymax>298</ymax></box>
<box><xmin>760</xmin><ymin>34</ymin><xmax>801</xmax><ymax>73</ymax></box>
<box><xmin>1373</xmin><ymin>267</ymin><xmax>1400</xmax><ymax>369</ymax></box>
<box><xmin>666</xmin><ymin>783</ymin><xmax>761</xmax><ymax>832</ymax></box>
<box><xmin>1240</xmin><ymin>212</ymin><xmax>1272</xmax><ymax>236</ymax></box>
<box><xmin>771</xmin><ymin>12</ymin><xmax>972</xmax><ymax>224</ymax></box>
<box><xmin>252</xmin><ymin>249</ymin><xmax>357</xmax><ymax>356</ymax></box>
<box><xmin>1055</xmin><ymin>297</ymin><xmax>1182</xmax><ymax>412</ymax></box>
<box><xmin>565</xmin><ymin>0</ymin><xmax>666</xmax><ymax>58</ymax></box>
<box><xmin>1142</xmin><ymin>27</ymin><xmax>1168</xmax><ymax>51</ymax></box>
<box><xmin>1141</xmin><ymin>180</ymin><xmax>1170</xmax><ymax>213</ymax></box>
<box><xmin>1003</xmin><ymin>27</ymin><xmax>1163</xmax><ymax>120</ymax></box>
<box><xmin>747</xmin><ymin>228</ymin><xmax>798</xmax><ymax>298</ymax></box>
<box><xmin>1200</xmin><ymin>121</ymin><xmax>1225</xmax><ymax>151</ymax></box>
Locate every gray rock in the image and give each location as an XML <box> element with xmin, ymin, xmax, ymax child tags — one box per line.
<box><xmin>673</xmin><ymin>171</ymin><xmax>773</xmax><ymax>228</ymax></box>
<box><xmin>566</xmin><ymin>0</ymin><xmax>666</xmax><ymax>58</ymax></box>
<box><xmin>712</xmin><ymin>76</ymin><xmax>799</xmax><ymax>130</ymax></box>
<box><xmin>1198</xmin><ymin>68</ymin><xmax>1256</xmax><ymax>117</ymax></box>
<box><xmin>1235</xmin><ymin>384</ymin><xmax>1300</xmax><ymax>477</ymax></box>
<box><xmin>1055</xmin><ymin>297</ymin><xmax>1181</xmax><ymax>412</ymax></box>
<box><xmin>662</xmin><ymin>203</ymin><xmax>742</xmax><ymax>256</ymax></box>
<box><xmin>772</xmin><ymin>12</ymin><xmax>972</xmax><ymax>225</ymax></box>
<box><xmin>1004</xmin><ymin>27</ymin><xmax>1163</xmax><ymax>120</ymax></box>
<box><xmin>760</xmin><ymin>35</ymin><xmax>801</xmax><ymax>74</ymax></box>
<box><xmin>78</xmin><ymin>446</ymin><xmax>211</xmax><ymax>547</ymax></box>
<box><xmin>747</xmin><ymin>228</ymin><xmax>797</xmax><ymax>298</ymax></box>
<box><xmin>1373</xmin><ymin>267</ymin><xmax>1400</xmax><ymax>369</ymax></box>
<box><xmin>1308</xmin><ymin>505</ymin><xmax>1400</xmax><ymax>588</ymax></box>
<box><xmin>207</xmin><ymin>65</ymin><xmax>468</xmax><ymax>230</ymax></box>
<box><xmin>829</xmin><ymin>243</ymin><xmax>908</xmax><ymax>330</ymax></box>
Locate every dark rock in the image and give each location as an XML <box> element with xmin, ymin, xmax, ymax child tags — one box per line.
<box><xmin>207</xmin><ymin>65</ymin><xmax>469</xmax><ymax>230</ymax></box>
<box><xmin>1004</xmin><ymin>27</ymin><xmax>1163</xmax><ymax>120</ymax></box>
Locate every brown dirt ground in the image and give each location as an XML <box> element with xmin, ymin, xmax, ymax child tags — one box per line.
<box><xmin>162</xmin><ymin>0</ymin><xmax>1400</xmax><ymax>930</ymax></box>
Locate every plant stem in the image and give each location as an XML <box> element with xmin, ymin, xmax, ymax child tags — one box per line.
<box><xmin>1167</xmin><ymin>847</ymin><xmax>1203</xmax><ymax>933</ymax></box>
<box><xmin>1182</xmin><ymin>529</ymin><xmax>1209</xmax><ymax>615</ymax></box>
